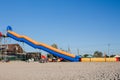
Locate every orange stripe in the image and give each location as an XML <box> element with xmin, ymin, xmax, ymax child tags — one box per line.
<box><xmin>7</xmin><ymin>30</ymin><xmax>75</xmax><ymax>58</ymax></box>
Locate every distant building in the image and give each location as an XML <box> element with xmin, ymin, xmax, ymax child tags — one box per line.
<box><xmin>0</xmin><ymin>44</ymin><xmax>24</xmax><ymax>55</ymax></box>
<box><xmin>115</xmin><ymin>55</ymin><xmax>120</xmax><ymax>61</ymax></box>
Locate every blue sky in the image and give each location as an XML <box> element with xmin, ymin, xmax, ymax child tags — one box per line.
<box><xmin>0</xmin><ymin>0</ymin><xmax>120</xmax><ymax>55</ymax></box>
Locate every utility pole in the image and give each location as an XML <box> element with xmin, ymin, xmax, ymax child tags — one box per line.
<box><xmin>68</xmin><ymin>45</ymin><xmax>71</xmax><ymax>53</ymax></box>
<box><xmin>77</xmin><ymin>48</ymin><xmax>80</xmax><ymax>56</ymax></box>
<box><xmin>108</xmin><ymin>44</ymin><xmax>110</xmax><ymax>57</ymax></box>
<box><xmin>0</xmin><ymin>36</ymin><xmax>2</xmax><ymax>56</ymax></box>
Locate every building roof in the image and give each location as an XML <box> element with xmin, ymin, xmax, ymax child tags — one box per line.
<box><xmin>115</xmin><ymin>55</ymin><xmax>120</xmax><ymax>57</ymax></box>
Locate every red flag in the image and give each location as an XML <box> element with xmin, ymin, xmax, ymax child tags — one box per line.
<box><xmin>0</xmin><ymin>32</ymin><xmax>2</xmax><ymax>37</ymax></box>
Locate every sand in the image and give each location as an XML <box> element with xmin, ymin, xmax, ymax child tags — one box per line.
<box><xmin>0</xmin><ymin>61</ymin><xmax>120</xmax><ymax>80</ymax></box>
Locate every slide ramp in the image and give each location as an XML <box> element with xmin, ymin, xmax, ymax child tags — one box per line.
<box><xmin>6</xmin><ymin>26</ymin><xmax>80</xmax><ymax>62</ymax></box>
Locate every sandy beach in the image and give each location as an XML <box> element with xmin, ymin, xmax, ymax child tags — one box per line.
<box><xmin>0</xmin><ymin>61</ymin><xmax>120</xmax><ymax>80</ymax></box>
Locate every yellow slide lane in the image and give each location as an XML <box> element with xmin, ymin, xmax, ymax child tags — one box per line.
<box><xmin>8</xmin><ymin>30</ymin><xmax>75</xmax><ymax>58</ymax></box>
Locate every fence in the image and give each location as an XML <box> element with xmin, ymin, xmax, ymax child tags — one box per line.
<box><xmin>81</xmin><ymin>58</ymin><xmax>117</xmax><ymax>62</ymax></box>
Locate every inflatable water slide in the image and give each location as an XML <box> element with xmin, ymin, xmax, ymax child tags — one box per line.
<box><xmin>6</xmin><ymin>26</ymin><xmax>80</xmax><ymax>62</ymax></box>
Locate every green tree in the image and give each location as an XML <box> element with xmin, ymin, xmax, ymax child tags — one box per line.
<box><xmin>51</xmin><ymin>43</ymin><xmax>58</xmax><ymax>49</ymax></box>
<box><xmin>47</xmin><ymin>43</ymin><xmax>59</xmax><ymax>59</ymax></box>
<box><xmin>104</xmin><ymin>54</ymin><xmax>109</xmax><ymax>58</ymax></box>
<box><xmin>110</xmin><ymin>54</ymin><xmax>116</xmax><ymax>57</ymax></box>
<box><xmin>93</xmin><ymin>51</ymin><xmax>103</xmax><ymax>57</ymax></box>
<box><xmin>83</xmin><ymin>54</ymin><xmax>89</xmax><ymax>58</ymax></box>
